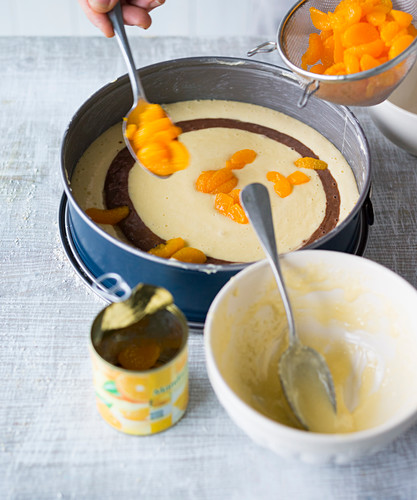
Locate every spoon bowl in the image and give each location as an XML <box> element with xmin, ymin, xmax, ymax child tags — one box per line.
<box><xmin>108</xmin><ymin>3</ymin><xmax>171</xmax><ymax>178</ymax></box>
<box><xmin>240</xmin><ymin>182</ymin><xmax>336</xmax><ymax>429</ymax></box>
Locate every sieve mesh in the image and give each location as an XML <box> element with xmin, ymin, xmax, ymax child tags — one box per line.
<box><xmin>277</xmin><ymin>0</ymin><xmax>417</xmax><ymax>106</ymax></box>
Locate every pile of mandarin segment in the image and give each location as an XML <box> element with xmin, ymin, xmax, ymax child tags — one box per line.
<box><xmin>195</xmin><ymin>149</ymin><xmax>257</xmax><ymax>224</ymax></box>
<box><xmin>195</xmin><ymin>151</ymin><xmax>327</xmax><ymax>222</ymax></box>
<box><xmin>148</xmin><ymin>237</ymin><xmax>207</xmax><ymax>264</ymax></box>
<box><xmin>125</xmin><ymin>103</ymin><xmax>190</xmax><ymax>176</ymax></box>
<box><xmin>266</xmin><ymin>158</ymin><xmax>327</xmax><ymax>197</ymax></box>
<box><xmin>301</xmin><ymin>0</ymin><xmax>417</xmax><ymax>75</ymax></box>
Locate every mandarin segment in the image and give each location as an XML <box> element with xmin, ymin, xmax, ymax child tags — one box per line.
<box><xmin>125</xmin><ymin>123</ymin><xmax>137</xmax><ymax>140</ymax></box>
<box><xmin>168</xmin><ymin>140</ymin><xmax>190</xmax><ymax>172</ymax></box>
<box><xmin>360</xmin><ymin>52</ymin><xmax>381</xmax><ymax>70</ymax></box>
<box><xmin>148</xmin><ymin>237</ymin><xmax>185</xmax><ymax>258</ymax></box>
<box><xmin>310</xmin><ymin>7</ymin><xmax>332</xmax><ymax>31</ymax></box>
<box><xmin>228</xmin><ymin>149</ymin><xmax>257</xmax><ymax>167</ymax></box>
<box><xmin>171</xmin><ymin>247</ymin><xmax>207</xmax><ymax>263</ymax></box>
<box><xmin>196</xmin><ymin>168</ymin><xmax>237</xmax><ymax>194</ymax></box>
<box><xmin>85</xmin><ymin>206</ymin><xmax>129</xmax><ymax>225</ymax></box>
<box><xmin>302</xmin><ymin>33</ymin><xmax>324</xmax><ymax>69</ymax></box>
<box><xmin>214</xmin><ymin>192</ymin><xmax>248</xmax><ymax>224</ymax></box>
<box><xmin>388</xmin><ymin>34</ymin><xmax>414</xmax><ymax>59</ymax></box>
<box><xmin>148</xmin><ymin>237</ymin><xmax>207</xmax><ymax>262</ymax></box>
<box><xmin>228</xmin><ymin>189</ymin><xmax>241</xmax><ymax>203</ymax></box>
<box><xmin>228</xmin><ymin>204</ymin><xmax>248</xmax><ymax>224</ymax></box>
<box><xmin>267</xmin><ymin>169</ymin><xmax>311</xmax><ymax>197</ymax></box>
<box><xmin>391</xmin><ymin>9</ymin><xmax>413</xmax><ymax>28</ymax></box>
<box><xmin>196</xmin><ymin>170</ymin><xmax>216</xmax><ymax>193</ymax></box>
<box><xmin>213</xmin><ymin>192</ymin><xmax>234</xmax><ymax>215</ymax></box>
<box><xmin>273</xmin><ymin>177</ymin><xmax>293</xmax><ymax>198</ymax></box>
<box><xmin>139</xmin><ymin>103</ymin><xmax>166</xmax><ymax>123</ymax></box>
<box><xmin>205</xmin><ymin>168</ymin><xmax>236</xmax><ymax>193</ymax></box>
<box><xmin>366</xmin><ymin>7</ymin><xmax>387</xmax><ymax>26</ymax></box>
<box><xmin>342</xmin><ymin>21</ymin><xmax>379</xmax><ymax>47</ymax></box>
<box><xmin>344</xmin><ymin>51</ymin><xmax>361</xmax><ymax>73</ymax></box>
<box><xmin>287</xmin><ymin>171</ymin><xmax>311</xmax><ymax>185</ymax></box>
<box><xmin>211</xmin><ymin>177</ymin><xmax>238</xmax><ymax>194</ymax></box>
<box><xmin>294</xmin><ymin>157</ymin><xmax>328</xmax><ymax>170</ymax></box>
<box><xmin>117</xmin><ymin>339</ymin><xmax>161</xmax><ymax>371</ymax></box>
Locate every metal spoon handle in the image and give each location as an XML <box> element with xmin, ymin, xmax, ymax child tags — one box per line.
<box><xmin>108</xmin><ymin>2</ymin><xmax>146</xmax><ymax>106</ymax></box>
<box><xmin>240</xmin><ymin>183</ymin><xmax>297</xmax><ymax>345</ymax></box>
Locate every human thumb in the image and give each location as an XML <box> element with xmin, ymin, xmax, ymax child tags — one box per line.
<box><xmin>89</xmin><ymin>0</ymin><xmax>119</xmax><ymax>14</ymax></box>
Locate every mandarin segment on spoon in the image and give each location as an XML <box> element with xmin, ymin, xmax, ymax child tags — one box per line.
<box><xmin>127</xmin><ymin>103</ymin><xmax>189</xmax><ymax>176</ymax></box>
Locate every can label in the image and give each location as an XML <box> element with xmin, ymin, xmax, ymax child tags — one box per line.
<box><xmin>90</xmin><ymin>344</ymin><xmax>188</xmax><ymax>435</ymax></box>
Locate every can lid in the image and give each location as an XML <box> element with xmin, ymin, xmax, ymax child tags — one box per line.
<box><xmin>90</xmin><ymin>273</ymin><xmax>187</xmax><ymax>373</ymax></box>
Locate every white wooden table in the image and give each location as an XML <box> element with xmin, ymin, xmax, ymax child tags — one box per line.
<box><xmin>1</xmin><ymin>36</ymin><xmax>417</xmax><ymax>500</ymax></box>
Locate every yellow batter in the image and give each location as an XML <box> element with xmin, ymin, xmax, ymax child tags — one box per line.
<box><xmin>71</xmin><ymin>100</ymin><xmax>359</xmax><ymax>261</ymax></box>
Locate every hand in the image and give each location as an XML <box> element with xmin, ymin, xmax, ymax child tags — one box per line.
<box><xmin>78</xmin><ymin>0</ymin><xmax>165</xmax><ymax>38</ymax></box>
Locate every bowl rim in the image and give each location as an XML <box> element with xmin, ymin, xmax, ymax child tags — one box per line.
<box><xmin>61</xmin><ymin>56</ymin><xmax>371</xmax><ymax>272</ymax></box>
<box><xmin>374</xmin><ymin>96</ymin><xmax>417</xmax><ymax>120</ymax></box>
<box><xmin>204</xmin><ymin>250</ymin><xmax>417</xmax><ymax>443</ymax></box>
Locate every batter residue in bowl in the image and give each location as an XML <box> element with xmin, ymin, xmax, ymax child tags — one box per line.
<box><xmin>215</xmin><ymin>264</ymin><xmax>412</xmax><ymax>434</ymax></box>
<box><xmin>71</xmin><ymin>100</ymin><xmax>359</xmax><ymax>262</ymax></box>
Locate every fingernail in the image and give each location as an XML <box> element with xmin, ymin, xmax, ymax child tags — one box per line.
<box><xmin>150</xmin><ymin>0</ymin><xmax>164</xmax><ymax>7</ymax></box>
<box><xmin>89</xmin><ymin>0</ymin><xmax>115</xmax><ymax>13</ymax></box>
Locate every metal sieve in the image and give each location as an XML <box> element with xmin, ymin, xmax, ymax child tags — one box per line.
<box><xmin>248</xmin><ymin>0</ymin><xmax>417</xmax><ymax>107</ymax></box>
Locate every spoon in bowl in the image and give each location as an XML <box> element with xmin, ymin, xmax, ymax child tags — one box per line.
<box><xmin>108</xmin><ymin>2</ymin><xmax>171</xmax><ymax>178</ymax></box>
<box><xmin>240</xmin><ymin>182</ymin><xmax>337</xmax><ymax>430</ymax></box>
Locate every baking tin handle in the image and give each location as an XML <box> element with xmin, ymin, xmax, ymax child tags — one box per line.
<box><xmin>364</xmin><ymin>191</ymin><xmax>374</xmax><ymax>226</ymax></box>
<box><xmin>247</xmin><ymin>41</ymin><xmax>277</xmax><ymax>57</ymax></box>
<box><xmin>298</xmin><ymin>80</ymin><xmax>320</xmax><ymax>108</ymax></box>
<box><xmin>92</xmin><ymin>273</ymin><xmax>132</xmax><ymax>302</ymax></box>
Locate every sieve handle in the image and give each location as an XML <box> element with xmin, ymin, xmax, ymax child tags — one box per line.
<box><xmin>247</xmin><ymin>41</ymin><xmax>277</xmax><ymax>57</ymax></box>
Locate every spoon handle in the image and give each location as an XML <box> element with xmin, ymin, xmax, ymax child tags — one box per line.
<box><xmin>240</xmin><ymin>183</ymin><xmax>297</xmax><ymax>345</ymax></box>
<box><xmin>108</xmin><ymin>2</ymin><xmax>146</xmax><ymax>106</ymax></box>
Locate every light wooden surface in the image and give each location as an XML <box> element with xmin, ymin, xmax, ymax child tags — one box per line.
<box><xmin>1</xmin><ymin>36</ymin><xmax>417</xmax><ymax>500</ymax></box>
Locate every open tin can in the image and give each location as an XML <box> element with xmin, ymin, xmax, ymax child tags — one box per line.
<box><xmin>89</xmin><ymin>275</ymin><xmax>189</xmax><ymax>435</ymax></box>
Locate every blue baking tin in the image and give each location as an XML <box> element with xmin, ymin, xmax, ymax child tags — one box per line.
<box><xmin>60</xmin><ymin>57</ymin><xmax>372</xmax><ymax>325</ymax></box>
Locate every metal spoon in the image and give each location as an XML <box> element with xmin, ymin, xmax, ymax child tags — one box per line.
<box><xmin>108</xmin><ymin>3</ymin><xmax>170</xmax><ymax>178</ymax></box>
<box><xmin>240</xmin><ymin>183</ymin><xmax>337</xmax><ymax>430</ymax></box>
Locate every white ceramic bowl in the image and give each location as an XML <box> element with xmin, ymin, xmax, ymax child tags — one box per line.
<box><xmin>369</xmin><ymin>61</ymin><xmax>417</xmax><ymax>156</ymax></box>
<box><xmin>204</xmin><ymin>250</ymin><xmax>417</xmax><ymax>464</ymax></box>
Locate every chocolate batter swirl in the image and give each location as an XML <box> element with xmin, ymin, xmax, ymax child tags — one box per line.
<box><xmin>105</xmin><ymin>118</ymin><xmax>340</xmax><ymax>263</ymax></box>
